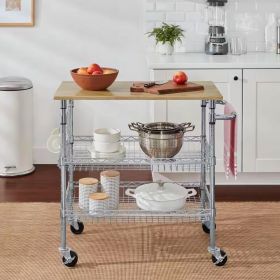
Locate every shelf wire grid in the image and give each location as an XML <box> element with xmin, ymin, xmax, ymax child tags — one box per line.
<box><xmin>66</xmin><ymin>181</ymin><xmax>210</xmax><ymax>224</ymax></box>
<box><xmin>64</xmin><ymin>135</ymin><xmax>208</xmax><ymax>172</ymax></box>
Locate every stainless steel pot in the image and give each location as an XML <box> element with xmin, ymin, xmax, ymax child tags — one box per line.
<box><xmin>128</xmin><ymin>122</ymin><xmax>195</xmax><ymax>158</ymax></box>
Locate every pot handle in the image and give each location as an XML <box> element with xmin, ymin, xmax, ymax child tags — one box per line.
<box><xmin>125</xmin><ymin>188</ymin><xmax>137</xmax><ymax>198</ymax></box>
<box><xmin>128</xmin><ymin>122</ymin><xmax>144</xmax><ymax>132</ymax></box>
<box><xmin>180</xmin><ymin>122</ymin><xmax>195</xmax><ymax>133</ymax></box>
<box><xmin>185</xmin><ymin>188</ymin><xmax>197</xmax><ymax>198</ymax></box>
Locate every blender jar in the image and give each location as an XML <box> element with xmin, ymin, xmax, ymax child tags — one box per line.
<box><xmin>208</xmin><ymin>2</ymin><xmax>226</xmax><ymax>27</ymax></box>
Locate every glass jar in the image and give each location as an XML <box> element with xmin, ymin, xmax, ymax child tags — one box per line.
<box><xmin>208</xmin><ymin>3</ymin><xmax>226</xmax><ymax>27</ymax></box>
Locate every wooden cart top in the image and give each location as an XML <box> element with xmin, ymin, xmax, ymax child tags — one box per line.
<box><xmin>54</xmin><ymin>81</ymin><xmax>223</xmax><ymax>101</ymax></box>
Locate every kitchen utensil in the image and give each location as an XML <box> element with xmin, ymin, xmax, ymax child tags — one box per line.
<box><xmin>144</xmin><ymin>81</ymin><xmax>168</xmax><ymax>88</ymax></box>
<box><xmin>88</xmin><ymin>145</ymin><xmax>126</xmax><ymax>159</ymax></box>
<box><xmin>205</xmin><ymin>0</ymin><xmax>228</xmax><ymax>55</ymax></box>
<box><xmin>89</xmin><ymin>192</ymin><xmax>110</xmax><ymax>214</ymax></box>
<box><xmin>230</xmin><ymin>37</ymin><xmax>247</xmax><ymax>55</ymax></box>
<box><xmin>79</xmin><ymin>178</ymin><xmax>98</xmax><ymax>210</ymax></box>
<box><xmin>130</xmin><ymin>81</ymin><xmax>204</xmax><ymax>94</ymax></box>
<box><xmin>125</xmin><ymin>182</ymin><xmax>197</xmax><ymax>212</ymax></box>
<box><xmin>71</xmin><ymin>67</ymin><xmax>119</xmax><ymax>91</ymax></box>
<box><xmin>94</xmin><ymin>128</ymin><xmax>120</xmax><ymax>143</ymax></box>
<box><xmin>128</xmin><ymin>122</ymin><xmax>195</xmax><ymax>158</ymax></box>
<box><xmin>94</xmin><ymin>141</ymin><xmax>121</xmax><ymax>153</ymax></box>
<box><xmin>101</xmin><ymin>170</ymin><xmax>120</xmax><ymax>210</ymax></box>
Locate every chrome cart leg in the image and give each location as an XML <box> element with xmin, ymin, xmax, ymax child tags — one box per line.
<box><xmin>59</xmin><ymin>100</ymin><xmax>78</xmax><ymax>267</ymax></box>
<box><xmin>201</xmin><ymin>100</ymin><xmax>212</xmax><ymax>234</ymax></box>
<box><xmin>200</xmin><ymin>101</ymin><xmax>206</xmax><ymax>208</ymax></box>
<box><xmin>66</xmin><ymin>100</ymin><xmax>84</xmax><ymax>235</ymax></box>
<box><xmin>207</xmin><ymin>100</ymin><xmax>227</xmax><ymax>266</ymax></box>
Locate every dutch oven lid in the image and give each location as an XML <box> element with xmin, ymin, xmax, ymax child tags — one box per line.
<box><xmin>135</xmin><ymin>182</ymin><xmax>189</xmax><ymax>202</ymax></box>
<box><xmin>0</xmin><ymin>77</ymin><xmax>33</xmax><ymax>91</ymax></box>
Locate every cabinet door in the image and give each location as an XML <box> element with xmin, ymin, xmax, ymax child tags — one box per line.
<box><xmin>243</xmin><ymin>69</ymin><xmax>280</xmax><ymax>172</ymax></box>
<box><xmin>152</xmin><ymin>69</ymin><xmax>242</xmax><ymax>172</ymax></box>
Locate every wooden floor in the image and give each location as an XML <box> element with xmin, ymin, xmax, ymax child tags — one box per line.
<box><xmin>0</xmin><ymin>165</ymin><xmax>279</xmax><ymax>202</ymax></box>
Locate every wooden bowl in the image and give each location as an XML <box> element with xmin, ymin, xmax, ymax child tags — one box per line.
<box><xmin>71</xmin><ymin>68</ymin><xmax>119</xmax><ymax>91</ymax></box>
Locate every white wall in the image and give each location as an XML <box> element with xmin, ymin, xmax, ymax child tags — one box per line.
<box><xmin>145</xmin><ymin>0</ymin><xmax>280</xmax><ymax>52</ymax></box>
<box><xmin>0</xmin><ymin>0</ymin><xmax>148</xmax><ymax>163</ymax></box>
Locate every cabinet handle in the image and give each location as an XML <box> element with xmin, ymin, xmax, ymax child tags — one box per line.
<box><xmin>234</xmin><ymin>76</ymin><xmax>239</xmax><ymax>81</ymax></box>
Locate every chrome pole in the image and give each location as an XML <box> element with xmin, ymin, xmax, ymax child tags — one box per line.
<box><xmin>200</xmin><ymin>100</ymin><xmax>207</xmax><ymax>209</ymax></box>
<box><xmin>209</xmin><ymin>100</ymin><xmax>216</xmax><ymax>249</ymax></box>
<box><xmin>60</xmin><ymin>100</ymin><xmax>67</xmax><ymax>250</ymax></box>
<box><xmin>67</xmin><ymin>100</ymin><xmax>74</xmax><ymax>220</ymax></box>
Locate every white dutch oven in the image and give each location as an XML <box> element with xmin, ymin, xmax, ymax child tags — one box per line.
<box><xmin>125</xmin><ymin>182</ymin><xmax>197</xmax><ymax>212</ymax></box>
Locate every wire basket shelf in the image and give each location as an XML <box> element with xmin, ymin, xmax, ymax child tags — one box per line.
<box><xmin>66</xmin><ymin>181</ymin><xmax>210</xmax><ymax>224</ymax></box>
<box><xmin>63</xmin><ymin>135</ymin><xmax>208</xmax><ymax>172</ymax></box>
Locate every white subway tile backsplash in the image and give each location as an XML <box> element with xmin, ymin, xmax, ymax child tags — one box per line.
<box><xmin>145</xmin><ymin>0</ymin><xmax>280</xmax><ymax>52</ymax></box>
<box><xmin>166</xmin><ymin>12</ymin><xmax>185</xmax><ymax>21</ymax></box>
<box><xmin>156</xmin><ymin>2</ymin><xmax>175</xmax><ymax>11</ymax></box>
<box><xmin>145</xmin><ymin>12</ymin><xmax>165</xmax><ymax>22</ymax></box>
<box><xmin>180</xmin><ymin>22</ymin><xmax>196</xmax><ymax>33</ymax></box>
<box><xmin>185</xmin><ymin>11</ymin><xmax>204</xmax><ymax>22</ymax></box>
<box><xmin>176</xmin><ymin>2</ymin><xmax>195</xmax><ymax>12</ymax></box>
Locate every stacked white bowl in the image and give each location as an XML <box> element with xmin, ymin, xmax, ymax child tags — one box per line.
<box><xmin>93</xmin><ymin>128</ymin><xmax>121</xmax><ymax>153</ymax></box>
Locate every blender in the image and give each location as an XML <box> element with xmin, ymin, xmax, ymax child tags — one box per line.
<box><xmin>205</xmin><ymin>0</ymin><xmax>228</xmax><ymax>55</ymax></box>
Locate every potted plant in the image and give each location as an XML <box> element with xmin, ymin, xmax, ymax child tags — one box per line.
<box><xmin>147</xmin><ymin>22</ymin><xmax>184</xmax><ymax>55</ymax></box>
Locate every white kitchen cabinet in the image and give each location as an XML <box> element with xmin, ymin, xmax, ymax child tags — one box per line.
<box><xmin>243</xmin><ymin>69</ymin><xmax>280</xmax><ymax>172</ymax></box>
<box><xmin>151</xmin><ymin>69</ymin><xmax>242</xmax><ymax>172</ymax></box>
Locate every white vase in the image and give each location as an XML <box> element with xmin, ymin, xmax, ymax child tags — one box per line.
<box><xmin>157</xmin><ymin>42</ymin><xmax>174</xmax><ymax>55</ymax></box>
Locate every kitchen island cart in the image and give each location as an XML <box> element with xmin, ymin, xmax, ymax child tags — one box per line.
<box><xmin>54</xmin><ymin>81</ymin><xmax>234</xmax><ymax>267</ymax></box>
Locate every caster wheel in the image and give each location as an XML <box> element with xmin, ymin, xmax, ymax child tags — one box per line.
<box><xmin>202</xmin><ymin>223</ymin><xmax>216</xmax><ymax>234</ymax></box>
<box><xmin>62</xmin><ymin>250</ymin><xmax>78</xmax><ymax>267</ymax></box>
<box><xmin>211</xmin><ymin>250</ymin><xmax>227</xmax><ymax>266</ymax></box>
<box><xmin>70</xmin><ymin>221</ymin><xmax>84</xmax><ymax>235</ymax></box>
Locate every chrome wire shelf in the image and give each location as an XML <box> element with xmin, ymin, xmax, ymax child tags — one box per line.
<box><xmin>66</xmin><ymin>182</ymin><xmax>210</xmax><ymax>223</ymax></box>
<box><xmin>63</xmin><ymin>135</ymin><xmax>208</xmax><ymax>172</ymax></box>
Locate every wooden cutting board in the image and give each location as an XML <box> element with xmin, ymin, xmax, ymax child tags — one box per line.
<box><xmin>130</xmin><ymin>81</ymin><xmax>204</xmax><ymax>95</ymax></box>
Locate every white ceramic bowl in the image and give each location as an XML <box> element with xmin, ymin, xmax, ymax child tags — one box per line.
<box><xmin>94</xmin><ymin>128</ymin><xmax>121</xmax><ymax>143</ymax></box>
<box><xmin>94</xmin><ymin>141</ymin><xmax>121</xmax><ymax>153</ymax></box>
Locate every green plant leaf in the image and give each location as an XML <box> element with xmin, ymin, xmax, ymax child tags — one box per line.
<box><xmin>146</xmin><ymin>22</ymin><xmax>185</xmax><ymax>46</ymax></box>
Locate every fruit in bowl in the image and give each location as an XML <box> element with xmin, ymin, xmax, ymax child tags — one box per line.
<box><xmin>87</xmin><ymin>63</ymin><xmax>103</xmax><ymax>75</ymax></box>
<box><xmin>71</xmin><ymin>63</ymin><xmax>119</xmax><ymax>91</ymax></box>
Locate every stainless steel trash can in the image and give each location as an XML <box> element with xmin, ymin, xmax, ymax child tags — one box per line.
<box><xmin>0</xmin><ymin>77</ymin><xmax>35</xmax><ymax>176</ymax></box>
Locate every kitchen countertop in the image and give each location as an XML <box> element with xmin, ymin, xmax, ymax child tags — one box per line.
<box><xmin>147</xmin><ymin>52</ymin><xmax>280</xmax><ymax>69</ymax></box>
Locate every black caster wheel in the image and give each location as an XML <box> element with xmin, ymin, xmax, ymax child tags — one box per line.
<box><xmin>212</xmin><ymin>250</ymin><xmax>227</xmax><ymax>266</ymax></box>
<box><xmin>202</xmin><ymin>223</ymin><xmax>216</xmax><ymax>234</ymax></box>
<box><xmin>70</xmin><ymin>221</ymin><xmax>84</xmax><ymax>235</ymax></box>
<box><xmin>62</xmin><ymin>250</ymin><xmax>78</xmax><ymax>267</ymax></box>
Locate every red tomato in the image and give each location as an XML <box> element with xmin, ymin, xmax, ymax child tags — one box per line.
<box><xmin>173</xmin><ymin>71</ymin><xmax>188</xmax><ymax>85</ymax></box>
